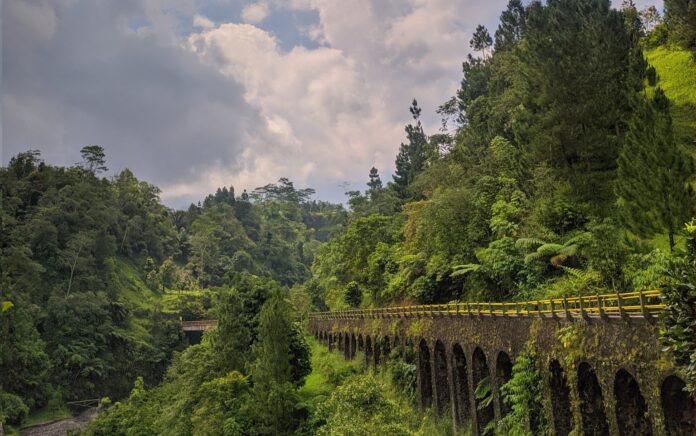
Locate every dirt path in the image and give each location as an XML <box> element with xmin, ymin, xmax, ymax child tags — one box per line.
<box><xmin>20</xmin><ymin>408</ymin><xmax>97</xmax><ymax>436</ymax></box>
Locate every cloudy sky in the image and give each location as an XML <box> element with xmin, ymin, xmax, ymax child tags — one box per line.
<box><xmin>2</xmin><ymin>0</ymin><xmax>661</xmax><ymax>208</ymax></box>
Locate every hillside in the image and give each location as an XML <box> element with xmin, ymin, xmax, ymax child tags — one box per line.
<box><xmin>645</xmin><ymin>46</ymin><xmax>696</xmax><ymax>149</ymax></box>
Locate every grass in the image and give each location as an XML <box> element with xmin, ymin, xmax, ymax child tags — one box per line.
<box><xmin>21</xmin><ymin>405</ymin><xmax>72</xmax><ymax>428</ymax></box>
<box><xmin>300</xmin><ymin>336</ymin><xmax>458</xmax><ymax>435</ymax></box>
<box><xmin>645</xmin><ymin>46</ymin><xmax>696</xmax><ymax>151</ymax></box>
<box><xmin>108</xmin><ymin>256</ymin><xmax>160</xmax><ymax>311</ymax></box>
<box><xmin>298</xmin><ymin>336</ymin><xmax>361</xmax><ymax>405</ymax></box>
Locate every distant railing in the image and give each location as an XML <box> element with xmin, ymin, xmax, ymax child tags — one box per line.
<box><xmin>310</xmin><ymin>290</ymin><xmax>664</xmax><ymax>321</ymax></box>
<box><xmin>181</xmin><ymin>319</ymin><xmax>217</xmax><ymax>331</ymax></box>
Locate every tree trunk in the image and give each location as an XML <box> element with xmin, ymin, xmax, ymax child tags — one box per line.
<box><xmin>669</xmin><ymin>231</ymin><xmax>675</xmax><ymax>252</ymax></box>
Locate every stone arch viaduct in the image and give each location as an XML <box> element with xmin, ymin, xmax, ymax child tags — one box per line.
<box><xmin>308</xmin><ymin>291</ymin><xmax>694</xmax><ymax>436</ymax></box>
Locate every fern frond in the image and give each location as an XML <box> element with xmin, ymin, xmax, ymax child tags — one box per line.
<box><xmin>515</xmin><ymin>237</ymin><xmax>547</xmax><ymax>251</ymax></box>
<box><xmin>451</xmin><ymin>264</ymin><xmax>482</xmax><ymax>277</ymax></box>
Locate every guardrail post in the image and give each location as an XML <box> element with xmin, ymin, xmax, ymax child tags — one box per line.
<box><xmin>639</xmin><ymin>290</ymin><xmax>651</xmax><ymax>319</ymax></box>
<box><xmin>467</xmin><ymin>302</ymin><xmax>472</xmax><ymax>318</ymax></box>
<box><xmin>579</xmin><ymin>296</ymin><xmax>589</xmax><ymax>320</ymax></box>
<box><xmin>550</xmin><ymin>299</ymin><xmax>558</xmax><ymax>319</ymax></box>
<box><xmin>598</xmin><ymin>294</ymin><xmax>607</xmax><ymax>320</ymax></box>
<box><xmin>617</xmin><ymin>292</ymin><xmax>627</xmax><ymax>320</ymax></box>
<box><xmin>563</xmin><ymin>296</ymin><xmax>571</xmax><ymax>320</ymax></box>
<box><xmin>489</xmin><ymin>302</ymin><xmax>495</xmax><ymax>318</ymax></box>
<box><xmin>537</xmin><ymin>300</ymin><xmax>543</xmax><ymax>318</ymax></box>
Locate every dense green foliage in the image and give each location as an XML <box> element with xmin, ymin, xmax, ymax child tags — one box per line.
<box><xmin>498</xmin><ymin>348</ymin><xmax>549</xmax><ymax>436</ymax></box>
<box><xmin>310</xmin><ymin>0</ymin><xmax>695</xmax><ymax>311</ymax></box>
<box><xmin>659</xmin><ymin>220</ymin><xmax>696</xmax><ymax>394</ymax></box>
<box><xmin>0</xmin><ymin>147</ymin><xmax>343</xmax><ymax>428</ymax></box>
<box><xmin>3</xmin><ymin>0</ymin><xmax>696</xmax><ymax>434</ymax></box>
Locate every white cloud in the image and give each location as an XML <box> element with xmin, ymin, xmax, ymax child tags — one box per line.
<box><xmin>241</xmin><ymin>2</ymin><xmax>269</xmax><ymax>24</ymax></box>
<box><xmin>11</xmin><ymin>0</ymin><xmax>660</xmax><ymax>206</ymax></box>
<box><xmin>181</xmin><ymin>0</ymin><xmax>507</xmax><ymax>203</ymax></box>
<box><xmin>193</xmin><ymin>14</ymin><xmax>215</xmax><ymax>29</ymax></box>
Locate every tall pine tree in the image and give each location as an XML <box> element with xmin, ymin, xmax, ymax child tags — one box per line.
<box><xmin>393</xmin><ymin>100</ymin><xmax>433</xmax><ymax>198</ymax></box>
<box><xmin>519</xmin><ymin>0</ymin><xmax>633</xmax><ymax>211</ymax></box>
<box><xmin>250</xmin><ymin>289</ymin><xmax>302</xmax><ymax>434</ymax></box>
<box><xmin>617</xmin><ymin>88</ymin><xmax>694</xmax><ymax>250</ymax></box>
<box><xmin>494</xmin><ymin>0</ymin><xmax>527</xmax><ymax>52</ymax></box>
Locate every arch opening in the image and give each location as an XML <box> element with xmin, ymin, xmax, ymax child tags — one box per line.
<box><xmin>382</xmin><ymin>336</ymin><xmax>391</xmax><ymax>365</ymax></box>
<box><xmin>661</xmin><ymin>375</ymin><xmax>693</xmax><ymax>435</ymax></box>
<box><xmin>357</xmin><ymin>334</ymin><xmax>364</xmax><ymax>352</ymax></box>
<box><xmin>374</xmin><ymin>337</ymin><xmax>381</xmax><ymax>369</ymax></box>
<box><xmin>365</xmin><ymin>336</ymin><xmax>373</xmax><ymax>368</ymax></box>
<box><xmin>577</xmin><ymin>362</ymin><xmax>609</xmax><ymax>435</ymax></box>
<box><xmin>344</xmin><ymin>333</ymin><xmax>350</xmax><ymax>359</ymax></box>
<box><xmin>614</xmin><ymin>369</ymin><xmax>652</xmax><ymax>435</ymax></box>
<box><xmin>472</xmin><ymin>347</ymin><xmax>493</xmax><ymax>434</ymax></box>
<box><xmin>434</xmin><ymin>340</ymin><xmax>451</xmax><ymax>416</ymax></box>
<box><xmin>495</xmin><ymin>352</ymin><xmax>512</xmax><ymax>418</ymax></box>
<box><xmin>350</xmin><ymin>333</ymin><xmax>356</xmax><ymax>359</ymax></box>
<box><xmin>549</xmin><ymin>360</ymin><xmax>573</xmax><ymax>436</ymax></box>
<box><xmin>452</xmin><ymin>344</ymin><xmax>469</xmax><ymax>426</ymax></box>
<box><xmin>419</xmin><ymin>339</ymin><xmax>434</xmax><ymax>408</ymax></box>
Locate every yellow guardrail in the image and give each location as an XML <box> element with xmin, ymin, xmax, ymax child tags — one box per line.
<box><xmin>310</xmin><ymin>290</ymin><xmax>664</xmax><ymax>321</ymax></box>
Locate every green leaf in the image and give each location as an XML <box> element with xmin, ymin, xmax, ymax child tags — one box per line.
<box><xmin>1</xmin><ymin>301</ymin><xmax>13</xmax><ymax>313</ymax></box>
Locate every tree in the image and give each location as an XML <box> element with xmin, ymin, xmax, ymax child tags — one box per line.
<box><xmin>640</xmin><ymin>5</ymin><xmax>662</xmax><ymax>32</ymax></box>
<box><xmin>367</xmin><ymin>167</ymin><xmax>382</xmax><ymax>192</ymax></box>
<box><xmin>470</xmin><ymin>24</ymin><xmax>493</xmax><ymax>58</ymax></box>
<box><xmin>210</xmin><ymin>289</ymin><xmax>251</xmax><ymax>373</ymax></box>
<box><xmin>78</xmin><ymin>145</ymin><xmax>108</xmax><ymax>174</ymax></box>
<box><xmin>616</xmin><ymin>89</ymin><xmax>694</xmax><ymax>251</ymax></box>
<box><xmin>250</xmin><ymin>289</ymin><xmax>304</xmax><ymax>434</ymax></box>
<box><xmin>664</xmin><ymin>0</ymin><xmax>696</xmax><ymax>49</ymax></box>
<box><xmin>344</xmin><ymin>281</ymin><xmax>361</xmax><ymax>308</ymax></box>
<box><xmin>393</xmin><ymin>100</ymin><xmax>433</xmax><ymax>198</ymax></box>
<box><xmin>519</xmin><ymin>0</ymin><xmax>633</xmax><ymax>210</ymax></box>
<box><xmin>494</xmin><ymin>0</ymin><xmax>527</xmax><ymax>52</ymax></box>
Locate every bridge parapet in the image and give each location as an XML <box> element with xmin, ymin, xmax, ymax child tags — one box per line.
<box><xmin>311</xmin><ymin>290</ymin><xmax>663</xmax><ymax>321</ymax></box>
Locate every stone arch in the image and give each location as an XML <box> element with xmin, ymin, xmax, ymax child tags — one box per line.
<box><xmin>419</xmin><ymin>339</ymin><xmax>434</xmax><ymax>408</ymax></box>
<box><xmin>472</xmin><ymin>347</ymin><xmax>493</xmax><ymax>434</ymax></box>
<box><xmin>660</xmin><ymin>375</ymin><xmax>693</xmax><ymax>435</ymax></box>
<box><xmin>382</xmin><ymin>335</ymin><xmax>391</xmax><ymax>362</ymax></box>
<box><xmin>343</xmin><ymin>333</ymin><xmax>351</xmax><ymax>359</ymax></box>
<box><xmin>451</xmin><ymin>343</ymin><xmax>470</xmax><ymax>426</ymax></box>
<box><xmin>495</xmin><ymin>351</ymin><xmax>513</xmax><ymax>418</ymax></box>
<box><xmin>357</xmin><ymin>334</ymin><xmax>364</xmax><ymax>352</ymax></box>
<box><xmin>549</xmin><ymin>359</ymin><xmax>573</xmax><ymax>436</ymax></box>
<box><xmin>350</xmin><ymin>333</ymin><xmax>356</xmax><ymax>359</ymax></box>
<box><xmin>614</xmin><ymin>369</ymin><xmax>652</xmax><ymax>435</ymax></box>
<box><xmin>434</xmin><ymin>340</ymin><xmax>451</xmax><ymax>416</ymax></box>
<box><xmin>577</xmin><ymin>362</ymin><xmax>609</xmax><ymax>435</ymax></box>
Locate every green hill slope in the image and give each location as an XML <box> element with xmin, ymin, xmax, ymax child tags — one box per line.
<box><xmin>645</xmin><ymin>46</ymin><xmax>696</xmax><ymax>150</ymax></box>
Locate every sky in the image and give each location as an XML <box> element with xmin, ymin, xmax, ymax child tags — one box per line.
<box><xmin>1</xmin><ymin>0</ymin><xmax>662</xmax><ymax>208</ymax></box>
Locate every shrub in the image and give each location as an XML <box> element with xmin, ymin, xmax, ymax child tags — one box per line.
<box><xmin>0</xmin><ymin>392</ymin><xmax>29</xmax><ymax>426</ymax></box>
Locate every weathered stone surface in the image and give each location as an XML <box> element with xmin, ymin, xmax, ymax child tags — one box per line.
<box><xmin>310</xmin><ymin>314</ymin><xmax>688</xmax><ymax>436</ymax></box>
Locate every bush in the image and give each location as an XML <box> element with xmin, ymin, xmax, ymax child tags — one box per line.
<box><xmin>0</xmin><ymin>392</ymin><xmax>29</xmax><ymax>426</ymax></box>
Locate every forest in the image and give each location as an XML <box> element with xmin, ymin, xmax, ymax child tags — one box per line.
<box><xmin>1</xmin><ymin>0</ymin><xmax>696</xmax><ymax>434</ymax></box>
